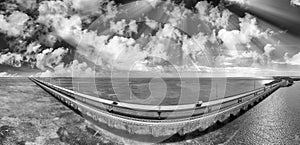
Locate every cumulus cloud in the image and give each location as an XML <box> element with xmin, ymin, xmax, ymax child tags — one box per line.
<box><xmin>38</xmin><ymin>1</ymin><xmax>68</xmax><ymax>18</ymax></box>
<box><xmin>36</xmin><ymin>47</ymin><xmax>68</xmax><ymax>71</ymax></box>
<box><xmin>225</xmin><ymin>0</ymin><xmax>249</xmax><ymax>5</ymax></box>
<box><xmin>263</xmin><ymin>44</ymin><xmax>276</xmax><ymax>58</ymax></box>
<box><xmin>0</xmin><ymin>0</ymin><xmax>288</xmax><ymax>76</ymax></box>
<box><xmin>195</xmin><ymin>1</ymin><xmax>232</xmax><ymax>29</ymax></box>
<box><xmin>38</xmin><ymin>32</ymin><xmax>58</xmax><ymax>47</ymax></box>
<box><xmin>208</xmin><ymin>8</ymin><xmax>232</xmax><ymax>29</ymax></box>
<box><xmin>26</xmin><ymin>42</ymin><xmax>41</xmax><ymax>54</ymax></box>
<box><xmin>37</xmin><ymin>1</ymin><xmax>82</xmax><ymax>40</ymax></box>
<box><xmin>145</xmin><ymin>0</ymin><xmax>161</xmax><ymax>8</ymax></box>
<box><xmin>145</xmin><ymin>17</ymin><xmax>159</xmax><ymax>29</ymax></box>
<box><xmin>195</xmin><ymin>1</ymin><xmax>210</xmax><ymax>17</ymax></box>
<box><xmin>213</xmin><ymin>13</ymin><xmax>269</xmax><ymax>68</ymax></box>
<box><xmin>35</xmin><ymin>1</ymin><xmax>143</xmax><ymax>71</ymax></box>
<box><xmin>215</xmin><ymin>50</ymin><xmax>264</xmax><ymax>67</ymax></box>
<box><xmin>37</xmin><ymin>60</ymin><xmax>95</xmax><ymax>77</ymax></box>
<box><xmin>0</xmin><ymin>53</ymin><xmax>22</xmax><ymax>67</ymax></box>
<box><xmin>239</xmin><ymin>14</ymin><xmax>264</xmax><ymax>41</ymax></box>
<box><xmin>33</xmin><ymin>1</ymin><xmax>197</xmax><ymax>74</ymax></box>
<box><xmin>291</xmin><ymin>0</ymin><xmax>300</xmax><ymax>6</ymax></box>
<box><xmin>166</xmin><ymin>5</ymin><xmax>189</xmax><ymax>26</ymax></box>
<box><xmin>0</xmin><ymin>11</ymin><xmax>29</xmax><ymax>37</ymax></box>
<box><xmin>284</xmin><ymin>52</ymin><xmax>300</xmax><ymax>65</ymax></box>
<box><xmin>64</xmin><ymin>0</ymin><xmax>104</xmax><ymax>15</ymax></box>
<box><xmin>109</xmin><ymin>19</ymin><xmax>128</xmax><ymax>35</ymax></box>
<box><xmin>182</xmin><ymin>33</ymin><xmax>208</xmax><ymax>56</ymax></box>
<box><xmin>218</xmin><ymin>14</ymin><xmax>266</xmax><ymax>56</ymax></box>
<box><xmin>15</xmin><ymin>0</ymin><xmax>37</xmax><ymax>10</ymax></box>
<box><xmin>35</xmin><ymin>0</ymin><xmax>269</xmax><ymax>74</ymax></box>
<box><xmin>128</xmin><ymin>20</ymin><xmax>138</xmax><ymax>34</ymax></box>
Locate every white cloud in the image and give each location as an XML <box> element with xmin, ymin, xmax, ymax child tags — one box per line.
<box><xmin>36</xmin><ymin>60</ymin><xmax>95</xmax><ymax>77</ymax></box>
<box><xmin>291</xmin><ymin>0</ymin><xmax>300</xmax><ymax>6</ymax></box>
<box><xmin>101</xmin><ymin>35</ymin><xmax>142</xmax><ymax>69</ymax></box>
<box><xmin>182</xmin><ymin>32</ymin><xmax>208</xmax><ymax>58</ymax></box>
<box><xmin>64</xmin><ymin>0</ymin><xmax>102</xmax><ymax>15</ymax></box>
<box><xmin>38</xmin><ymin>1</ymin><xmax>68</xmax><ymax>18</ymax></box>
<box><xmin>34</xmin><ymin>1</ymin><xmax>208</xmax><ymax>74</ymax></box>
<box><xmin>37</xmin><ymin>2</ymin><xmax>145</xmax><ymax>72</ymax></box>
<box><xmin>38</xmin><ymin>1</ymin><xmax>82</xmax><ymax>40</ymax></box>
<box><xmin>0</xmin><ymin>53</ymin><xmax>22</xmax><ymax>67</ymax></box>
<box><xmin>207</xmin><ymin>7</ymin><xmax>232</xmax><ymax>29</ymax></box>
<box><xmin>15</xmin><ymin>0</ymin><xmax>37</xmax><ymax>10</ymax></box>
<box><xmin>145</xmin><ymin>17</ymin><xmax>159</xmax><ymax>29</ymax></box>
<box><xmin>225</xmin><ymin>0</ymin><xmax>249</xmax><ymax>5</ymax></box>
<box><xmin>195</xmin><ymin>1</ymin><xmax>209</xmax><ymax>18</ymax></box>
<box><xmin>195</xmin><ymin>1</ymin><xmax>232</xmax><ymax>29</ymax></box>
<box><xmin>128</xmin><ymin>20</ymin><xmax>138</xmax><ymax>34</ymax></box>
<box><xmin>0</xmin><ymin>11</ymin><xmax>29</xmax><ymax>37</ymax></box>
<box><xmin>166</xmin><ymin>5</ymin><xmax>189</xmax><ymax>26</ymax></box>
<box><xmin>38</xmin><ymin>33</ymin><xmax>58</xmax><ymax>47</ymax></box>
<box><xmin>218</xmin><ymin>29</ymin><xmax>241</xmax><ymax>56</ymax></box>
<box><xmin>0</xmin><ymin>72</ymin><xmax>19</xmax><ymax>77</ymax></box>
<box><xmin>102</xmin><ymin>1</ymin><xmax>118</xmax><ymax>22</ymax></box>
<box><xmin>36</xmin><ymin>48</ymin><xmax>68</xmax><ymax>71</ymax></box>
<box><xmin>215</xmin><ymin>50</ymin><xmax>264</xmax><ymax>67</ymax></box>
<box><xmin>218</xmin><ymin>14</ymin><xmax>265</xmax><ymax>56</ymax></box>
<box><xmin>239</xmin><ymin>14</ymin><xmax>263</xmax><ymax>43</ymax></box>
<box><xmin>26</xmin><ymin>42</ymin><xmax>41</xmax><ymax>54</ymax></box>
<box><xmin>38</xmin><ymin>2</ymin><xmax>82</xmax><ymax>42</ymax></box>
<box><xmin>29</xmin><ymin>0</ymin><xmax>282</xmax><ymax>76</ymax></box>
<box><xmin>285</xmin><ymin>52</ymin><xmax>300</xmax><ymax>65</ymax></box>
<box><xmin>263</xmin><ymin>44</ymin><xmax>276</xmax><ymax>58</ymax></box>
<box><xmin>37</xmin><ymin>1</ymin><xmax>70</xmax><ymax>32</ymax></box>
<box><xmin>145</xmin><ymin>0</ymin><xmax>161</xmax><ymax>8</ymax></box>
<box><xmin>157</xmin><ymin>23</ymin><xmax>183</xmax><ymax>39</ymax></box>
<box><xmin>109</xmin><ymin>19</ymin><xmax>138</xmax><ymax>35</ymax></box>
<box><xmin>110</xmin><ymin>19</ymin><xmax>127</xmax><ymax>35</ymax></box>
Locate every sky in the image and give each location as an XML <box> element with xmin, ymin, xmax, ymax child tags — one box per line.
<box><xmin>0</xmin><ymin>0</ymin><xmax>299</xmax><ymax>77</ymax></box>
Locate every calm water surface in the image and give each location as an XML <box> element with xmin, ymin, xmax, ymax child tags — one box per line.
<box><xmin>215</xmin><ymin>82</ymin><xmax>300</xmax><ymax>145</ymax></box>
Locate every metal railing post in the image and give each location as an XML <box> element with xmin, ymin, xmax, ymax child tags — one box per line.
<box><xmin>77</xmin><ymin>82</ymin><xmax>79</xmax><ymax>92</ymax></box>
<box><xmin>216</xmin><ymin>83</ymin><xmax>218</xmax><ymax>99</ymax></box>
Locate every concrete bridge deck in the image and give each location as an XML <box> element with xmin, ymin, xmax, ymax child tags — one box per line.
<box><xmin>29</xmin><ymin>77</ymin><xmax>288</xmax><ymax>141</ymax></box>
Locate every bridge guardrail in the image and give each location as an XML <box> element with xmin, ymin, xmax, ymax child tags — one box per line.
<box><xmin>29</xmin><ymin>77</ymin><xmax>286</xmax><ymax>138</ymax></box>
<box><xmin>30</xmin><ymin>78</ymin><xmax>280</xmax><ymax>116</ymax></box>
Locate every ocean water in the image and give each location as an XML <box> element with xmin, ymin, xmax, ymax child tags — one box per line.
<box><xmin>206</xmin><ymin>81</ymin><xmax>300</xmax><ymax>145</ymax></box>
<box><xmin>2</xmin><ymin>77</ymin><xmax>299</xmax><ymax>144</ymax></box>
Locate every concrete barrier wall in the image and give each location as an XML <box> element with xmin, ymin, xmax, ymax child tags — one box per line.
<box><xmin>30</xmin><ymin>77</ymin><xmax>282</xmax><ymax>137</ymax></box>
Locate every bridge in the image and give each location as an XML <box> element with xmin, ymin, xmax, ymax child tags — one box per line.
<box><xmin>29</xmin><ymin>77</ymin><xmax>292</xmax><ymax>142</ymax></box>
